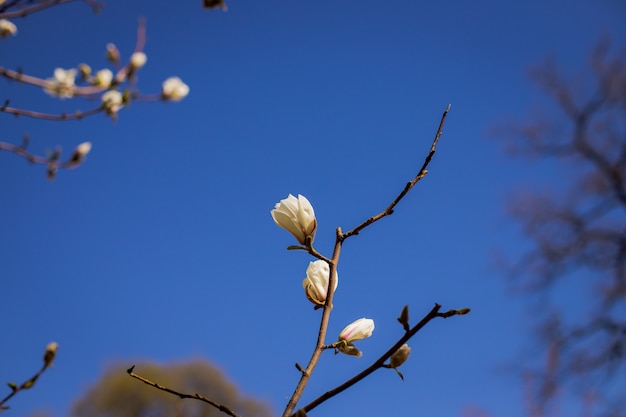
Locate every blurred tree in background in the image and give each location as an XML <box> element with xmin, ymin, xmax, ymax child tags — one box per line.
<box><xmin>499</xmin><ymin>40</ymin><xmax>626</xmax><ymax>416</ymax></box>
<box><xmin>71</xmin><ymin>361</ymin><xmax>272</xmax><ymax>417</ymax></box>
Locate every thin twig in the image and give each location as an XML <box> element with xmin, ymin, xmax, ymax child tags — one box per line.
<box><xmin>0</xmin><ymin>0</ymin><xmax>102</xmax><ymax>19</ymax></box>
<box><xmin>341</xmin><ymin>104</ymin><xmax>451</xmax><ymax>240</ymax></box>
<box><xmin>0</xmin><ymin>104</ymin><xmax>102</xmax><ymax>120</ymax></box>
<box><xmin>126</xmin><ymin>366</ymin><xmax>241</xmax><ymax>417</ymax></box>
<box><xmin>0</xmin><ymin>140</ymin><xmax>47</xmax><ymax>164</ymax></box>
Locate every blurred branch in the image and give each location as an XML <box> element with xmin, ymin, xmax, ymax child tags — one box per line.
<box><xmin>126</xmin><ymin>366</ymin><xmax>241</xmax><ymax>417</ymax></box>
<box><xmin>0</xmin><ymin>136</ymin><xmax>92</xmax><ymax>180</ymax></box>
<box><xmin>0</xmin><ymin>0</ymin><xmax>103</xmax><ymax>18</ymax></box>
<box><xmin>497</xmin><ymin>38</ymin><xmax>626</xmax><ymax>415</ymax></box>
<box><xmin>0</xmin><ymin>101</ymin><xmax>103</xmax><ymax>120</ymax></box>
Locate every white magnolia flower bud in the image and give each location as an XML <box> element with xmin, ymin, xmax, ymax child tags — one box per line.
<box><xmin>129</xmin><ymin>52</ymin><xmax>147</xmax><ymax>69</ymax></box>
<box><xmin>389</xmin><ymin>344</ymin><xmax>411</xmax><ymax>368</ymax></box>
<box><xmin>271</xmin><ymin>194</ymin><xmax>317</xmax><ymax>245</ymax></box>
<box><xmin>161</xmin><ymin>77</ymin><xmax>189</xmax><ymax>101</ymax></box>
<box><xmin>339</xmin><ymin>318</ymin><xmax>375</xmax><ymax>343</ymax></box>
<box><xmin>43</xmin><ymin>342</ymin><xmax>58</xmax><ymax>367</ymax></box>
<box><xmin>94</xmin><ymin>69</ymin><xmax>113</xmax><ymax>87</ymax></box>
<box><xmin>302</xmin><ymin>260</ymin><xmax>337</xmax><ymax>306</ymax></box>
<box><xmin>336</xmin><ymin>318</ymin><xmax>375</xmax><ymax>357</ymax></box>
<box><xmin>101</xmin><ymin>90</ymin><xmax>124</xmax><ymax>115</ymax></box>
<box><xmin>44</xmin><ymin>68</ymin><xmax>77</xmax><ymax>99</ymax></box>
<box><xmin>0</xmin><ymin>19</ymin><xmax>17</xmax><ymax>38</ymax></box>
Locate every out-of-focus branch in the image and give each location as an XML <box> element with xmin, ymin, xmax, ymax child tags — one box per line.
<box><xmin>126</xmin><ymin>366</ymin><xmax>241</xmax><ymax>417</ymax></box>
<box><xmin>0</xmin><ymin>101</ymin><xmax>103</xmax><ymax>120</ymax></box>
<box><xmin>0</xmin><ymin>0</ymin><xmax>102</xmax><ymax>19</ymax></box>
<box><xmin>498</xmin><ymin>39</ymin><xmax>626</xmax><ymax>416</ymax></box>
<box><xmin>0</xmin><ymin>137</ymin><xmax>92</xmax><ymax>179</ymax></box>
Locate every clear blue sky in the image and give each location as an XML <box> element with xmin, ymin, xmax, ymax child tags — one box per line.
<box><xmin>1</xmin><ymin>1</ymin><xmax>625</xmax><ymax>417</ymax></box>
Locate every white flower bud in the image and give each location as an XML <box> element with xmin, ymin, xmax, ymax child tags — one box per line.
<box><xmin>44</xmin><ymin>68</ymin><xmax>77</xmax><ymax>99</ymax></box>
<box><xmin>94</xmin><ymin>69</ymin><xmax>113</xmax><ymax>87</ymax></box>
<box><xmin>161</xmin><ymin>77</ymin><xmax>189</xmax><ymax>101</ymax></box>
<box><xmin>271</xmin><ymin>194</ymin><xmax>317</xmax><ymax>245</ymax></box>
<box><xmin>0</xmin><ymin>19</ymin><xmax>17</xmax><ymax>38</ymax></box>
<box><xmin>101</xmin><ymin>90</ymin><xmax>124</xmax><ymax>115</ymax></box>
<box><xmin>339</xmin><ymin>318</ymin><xmax>375</xmax><ymax>343</ymax></box>
<box><xmin>129</xmin><ymin>52</ymin><xmax>147</xmax><ymax>69</ymax></box>
<box><xmin>302</xmin><ymin>260</ymin><xmax>337</xmax><ymax>306</ymax></box>
<box><xmin>336</xmin><ymin>318</ymin><xmax>375</xmax><ymax>357</ymax></box>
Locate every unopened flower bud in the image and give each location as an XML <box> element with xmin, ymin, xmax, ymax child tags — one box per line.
<box><xmin>339</xmin><ymin>318</ymin><xmax>375</xmax><ymax>343</ymax></box>
<box><xmin>94</xmin><ymin>69</ymin><xmax>113</xmax><ymax>87</ymax></box>
<box><xmin>106</xmin><ymin>43</ymin><xmax>120</xmax><ymax>64</ymax></box>
<box><xmin>78</xmin><ymin>64</ymin><xmax>92</xmax><ymax>79</ymax></box>
<box><xmin>271</xmin><ymin>194</ymin><xmax>317</xmax><ymax>245</ymax></box>
<box><xmin>44</xmin><ymin>68</ymin><xmax>77</xmax><ymax>99</ymax></box>
<box><xmin>129</xmin><ymin>52</ymin><xmax>147</xmax><ymax>69</ymax></box>
<box><xmin>389</xmin><ymin>344</ymin><xmax>411</xmax><ymax>368</ymax></box>
<box><xmin>101</xmin><ymin>90</ymin><xmax>124</xmax><ymax>116</ymax></box>
<box><xmin>302</xmin><ymin>260</ymin><xmax>338</xmax><ymax>307</ymax></box>
<box><xmin>336</xmin><ymin>318</ymin><xmax>375</xmax><ymax>357</ymax></box>
<box><xmin>0</xmin><ymin>19</ymin><xmax>17</xmax><ymax>38</ymax></box>
<box><xmin>43</xmin><ymin>342</ymin><xmax>58</xmax><ymax>367</ymax></box>
<box><xmin>161</xmin><ymin>77</ymin><xmax>189</xmax><ymax>101</ymax></box>
<box><xmin>66</xmin><ymin>142</ymin><xmax>92</xmax><ymax>169</ymax></box>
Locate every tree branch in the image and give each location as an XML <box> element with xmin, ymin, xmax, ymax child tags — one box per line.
<box><xmin>341</xmin><ymin>104</ymin><xmax>451</xmax><ymax>240</ymax></box>
<box><xmin>126</xmin><ymin>365</ymin><xmax>242</xmax><ymax>417</ymax></box>
<box><xmin>281</xmin><ymin>106</ymin><xmax>452</xmax><ymax>417</ymax></box>
<box><xmin>292</xmin><ymin>304</ymin><xmax>470</xmax><ymax>416</ymax></box>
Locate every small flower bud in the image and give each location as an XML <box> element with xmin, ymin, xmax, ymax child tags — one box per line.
<box><xmin>43</xmin><ymin>342</ymin><xmax>58</xmax><ymax>367</ymax></box>
<box><xmin>78</xmin><ymin>64</ymin><xmax>92</xmax><ymax>79</ymax></box>
<box><xmin>106</xmin><ymin>43</ymin><xmax>120</xmax><ymax>64</ymax></box>
<box><xmin>129</xmin><ymin>52</ymin><xmax>147</xmax><ymax>69</ymax></box>
<box><xmin>44</xmin><ymin>68</ymin><xmax>77</xmax><ymax>99</ymax></box>
<box><xmin>389</xmin><ymin>344</ymin><xmax>411</xmax><ymax>368</ymax></box>
<box><xmin>101</xmin><ymin>90</ymin><xmax>124</xmax><ymax>117</ymax></box>
<box><xmin>66</xmin><ymin>142</ymin><xmax>92</xmax><ymax>169</ymax></box>
<box><xmin>339</xmin><ymin>318</ymin><xmax>375</xmax><ymax>343</ymax></box>
<box><xmin>0</xmin><ymin>19</ymin><xmax>17</xmax><ymax>38</ymax></box>
<box><xmin>94</xmin><ymin>69</ymin><xmax>113</xmax><ymax>87</ymax></box>
<box><xmin>336</xmin><ymin>318</ymin><xmax>375</xmax><ymax>357</ymax></box>
<box><xmin>161</xmin><ymin>77</ymin><xmax>190</xmax><ymax>101</ymax></box>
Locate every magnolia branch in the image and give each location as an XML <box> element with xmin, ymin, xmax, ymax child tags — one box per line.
<box><xmin>0</xmin><ymin>343</ymin><xmax>57</xmax><ymax>412</ymax></box>
<box><xmin>341</xmin><ymin>104</ymin><xmax>451</xmax><ymax>240</ymax></box>
<box><xmin>0</xmin><ymin>0</ymin><xmax>103</xmax><ymax>19</ymax></box>
<box><xmin>0</xmin><ymin>101</ymin><xmax>104</xmax><ymax>121</ymax></box>
<box><xmin>293</xmin><ymin>304</ymin><xmax>470</xmax><ymax>416</ymax></box>
<box><xmin>0</xmin><ymin>137</ymin><xmax>92</xmax><ymax>180</ymax></box>
<box><xmin>126</xmin><ymin>366</ymin><xmax>241</xmax><ymax>417</ymax></box>
<box><xmin>281</xmin><ymin>105</ymin><xmax>452</xmax><ymax>417</ymax></box>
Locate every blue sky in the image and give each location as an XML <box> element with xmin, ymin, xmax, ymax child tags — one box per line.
<box><xmin>1</xmin><ymin>1</ymin><xmax>625</xmax><ymax>417</ymax></box>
